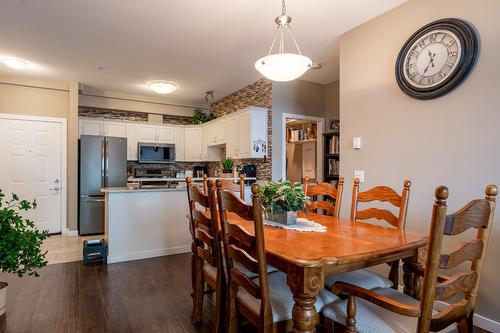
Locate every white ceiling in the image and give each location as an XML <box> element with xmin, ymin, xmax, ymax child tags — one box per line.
<box><xmin>0</xmin><ymin>0</ymin><xmax>406</xmax><ymax>106</ymax></box>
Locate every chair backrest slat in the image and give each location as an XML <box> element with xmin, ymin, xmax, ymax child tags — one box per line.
<box><xmin>304</xmin><ymin>176</ymin><xmax>344</xmax><ymax>218</ymax></box>
<box><xmin>350</xmin><ymin>178</ymin><xmax>411</xmax><ymax>229</ymax></box>
<box><xmin>439</xmin><ymin>239</ymin><xmax>484</xmax><ymax>269</ymax></box>
<box><xmin>228</xmin><ymin>244</ymin><xmax>260</xmax><ymax>274</ymax></box>
<box><xmin>434</xmin><ymin>271</ymin><xmax>478</xmax><ymax>301</ymax></box>
<box><xmin>356</xmin><ymin>208</ymin><xmax>400</xmax><ymax>228</ymax></box>
<box><xmin>416</xmin><ymin>184</ymin><xmax>497</xmax><ymax>333</ymax></box>
<box><xmin>230</xmin><ymin>268</ymin><xmax>261</xmax><ymax>299</ymax></box>
<box><xmin>443</xmin><ymin>199</ymin><xmax>490</xmax><ymax>235</ymax></box>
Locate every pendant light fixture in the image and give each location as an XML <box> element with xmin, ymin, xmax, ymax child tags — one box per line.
<box><xmin>255</xmin><ymin>0</ymin><xmax>312</xmax><ymax>82</ymax></box>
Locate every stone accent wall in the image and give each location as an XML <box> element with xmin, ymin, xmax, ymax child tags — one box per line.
<box><xmin>208</xmin><ymin>79</ymin><xmax>273</xmax><ymax>181</ymax></box>
<box><xmin>78</xmin><ymin>106</ymin><xmax>192</xmax><ymax>125</ymax></box>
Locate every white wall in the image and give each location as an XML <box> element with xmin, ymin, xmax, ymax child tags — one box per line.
<box><xmin>340</xmin><ymin>0</ymin><xmax>500</xmax><ymax>323</ymax></box>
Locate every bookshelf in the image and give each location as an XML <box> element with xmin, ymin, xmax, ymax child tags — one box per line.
<box><xmin>323</xmin><ymin>131</ymin><xmax>340</xmax><ymax>184</ymax></box>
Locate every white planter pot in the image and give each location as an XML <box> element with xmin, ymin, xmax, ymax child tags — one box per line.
<box><xmin>0</xmin><ymin>282</ymin><xmax>7</xmax><ymax>316</ymax></box>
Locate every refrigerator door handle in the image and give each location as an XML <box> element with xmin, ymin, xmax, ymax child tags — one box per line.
<box><xmin>80</xmin><ymin>197</ymin><xmax>106</xmax><ymax>203</ymax></box>
<box><xmin>101</xmin><ymin>138</ymin><xmax>106</xmax><ymax>189</ymax></box>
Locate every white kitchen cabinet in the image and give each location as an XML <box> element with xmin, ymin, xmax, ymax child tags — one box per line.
<box><xmin>126</xmin><ymin>123</ymin><xmax>139</xmax><ymax>160</ymax></box>
<box><xmin>157</xmin><ymin>126</ymin><xmax>174</xmax><ymax>143</ymax></box>
<box><xmin>137</xmin><ymin>124</ymin><xmax>157</xmax><ymax>143</ymax></box>
<box><xmin>79</xmin><ymin>118</ymin><xmax>103</xmax><ymax>137</ymax></box>
<box><xmin>224</xmin><ymin>107</ymin><xmax>267</xmax><ymax>159</ymax></box>
<box><xmin>205</xmin><ymin>119</ymin><xmax>226</xmax><ymax>146</ymax></box>
<box><xmin>174</xmin><ymin>127</ymin><xmax>185</xmax><ymax>161</ymax></box>
<box><xmin>138</xmin><ymin>124</ymin><xmax>174</xmax><ymax>143</ymax></box>
<box><xmin>185</xmin><ymin>127</ymin><xmax>202</xmax><ymax>161</ymax></box>
<box><xmin>103</xmin><ymin>121</ymin><xmax>127</xmax><ymax>138</ymax></box>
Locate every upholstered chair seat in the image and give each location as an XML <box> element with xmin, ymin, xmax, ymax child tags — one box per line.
<box><xmin>324</xmin><ymin>269</ymin><xmax>393</xmax><ymax>291</ymax></box>
<box><xmin>237</xmin><ymin>271</ymin><xmax>340</xmax><ymax>322</ymax></box>
<box><xmin>323</xmin><ymin>288</ymin><xmax>457</xmax><ymax>333</ymax></box>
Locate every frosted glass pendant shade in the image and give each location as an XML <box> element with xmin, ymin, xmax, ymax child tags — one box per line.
<box><xmin>255</xmin><ymin>53</ymin><xmax>312</xmax><ymax>82</ymax></box>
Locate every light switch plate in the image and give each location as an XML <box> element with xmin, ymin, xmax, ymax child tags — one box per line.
<box><xmin>354</xmin><ymin>170</ymin><xmax>365</xmax><ymax>182</ymax></box>
<box><xmin>353</xmin><ymin>137</ymin><xmax>362</xmax><ymax>149</ymax></box>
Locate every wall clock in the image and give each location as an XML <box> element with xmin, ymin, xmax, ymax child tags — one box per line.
<box><xmin>395</xmin><ymin>18</ymin><xmax>479</xmax><ymax>99</ymax></box>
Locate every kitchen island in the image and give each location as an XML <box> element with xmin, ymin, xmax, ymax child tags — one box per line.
<box><xmin>101</xmin><ymin>178</ymin><xmax>255</xmax><ymax>264</ymax></box>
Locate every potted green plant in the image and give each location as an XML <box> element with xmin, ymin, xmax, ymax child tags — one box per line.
<box><xmin>0</xmin><ymin>190</ymin><xmax>48</xmax><ymax>316</ymax></box>
<box><xmin>187</xmin><ymin>108</ymin><xmax>209</xmax><ymax>125</ymax></box>
<box><xmin>220</xmin><ymin>156</ymin><xmax>235</xmax><ymax>178</ymax></box>
<box><xmin>258</xmin><ymin>179</ymin><xmax>310</xmax><ymax>225</ymax></box>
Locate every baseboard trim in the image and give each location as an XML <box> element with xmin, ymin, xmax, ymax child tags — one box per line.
<box><xmin>107</xmin><ymin>245</ymin><xmax>191</xmax><ymax>264</ymax></box>
<box><xmin>64</xmin><ymin>229</ymin><xmax>78</xmax><ymax>237</ymax></box>
<box><xmin>397</xmin><ymin>285</ymin><xmax>500</xmax><ymax>332</ymax></box>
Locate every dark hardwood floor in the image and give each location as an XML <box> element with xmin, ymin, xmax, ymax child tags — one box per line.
<box><xmin>0</xmin><ymin>253</ymin><xmax>491</xmax><ymax>333</ymax></box>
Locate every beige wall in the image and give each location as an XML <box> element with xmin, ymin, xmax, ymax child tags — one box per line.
<box><xmin>271</xmin><ymin>80</ymin><xmax>326</xmax><ymax>180</ymax></box>
<box><xmin>324</xmin><ymin>80</ymin><xmax>340</xmax><ymax>129</ymax></box>
<box><xmin>0</xmin><ymin>79</ymin><xmax>80</xmax><ymax>231</ymax></box>
<box><xmin>340</xmin><ymin>0</ymin><xmax>500</xmax><ymax>323</ymax></box>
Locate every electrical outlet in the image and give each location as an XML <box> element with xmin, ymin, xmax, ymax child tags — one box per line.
<box><xmin>354</xmin><ymin>170</ymin><xmax>365</xmax><ymax>182</ymax></box>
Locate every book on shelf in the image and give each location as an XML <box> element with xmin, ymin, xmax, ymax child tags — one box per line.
<box><xmin>328</xmin><ymin>136</ymin><xmax>340</xmax><ymax>154</ymax></box>
<box><xmin>328</xmin><ymin>159</ymin><xmax>340</xmax><ymax>176</ymax></box>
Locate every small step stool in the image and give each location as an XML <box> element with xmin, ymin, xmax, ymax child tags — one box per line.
<box><xmin>83</xmin><ymin>239</ymin><xmax>108</xmax><ymax>265</ymax></box>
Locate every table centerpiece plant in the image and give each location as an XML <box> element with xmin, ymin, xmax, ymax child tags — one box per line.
<box><xmin>0</xmin><ymin>190</ymin><xmax>48</xmax><ymax>316</ymax></box>
<box><xmin>258</xmin><ymin>179</ymin><xmax>310</xmax><ymax>225</ymax></box>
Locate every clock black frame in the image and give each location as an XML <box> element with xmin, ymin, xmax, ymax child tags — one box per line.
<box><xmin>395</xmin><ymin>18</ymin><xmax>479</xmax><ymax>100</ymax></box>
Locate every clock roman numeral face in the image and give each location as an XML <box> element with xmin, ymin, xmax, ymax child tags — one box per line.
<box><xmin>403</xmin><ymin>29</ymin><xmax>462</xmax><ymax>89</ymax></box>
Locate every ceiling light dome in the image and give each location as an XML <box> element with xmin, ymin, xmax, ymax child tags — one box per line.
<box><xmin>1</xmin><ymin>56</ymin><xmax>28</xmax><ymax>70</ymax></box>
<box><xmin>148</xmin><ymin>80</ymin><xmax>177</xmax><ymax>94</ymax></box>
<box><xmin>255</xmin><ymin>0</ymin><xmax>312</xmax><ymax>82</ymax></box>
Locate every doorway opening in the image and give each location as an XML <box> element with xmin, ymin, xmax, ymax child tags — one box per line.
<box><xmin>281</xmin><ymin>113</ymin><xmax>324</xmax><ymax>183</ymax></box>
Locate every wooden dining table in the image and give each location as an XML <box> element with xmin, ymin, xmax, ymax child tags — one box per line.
<box><xmin>225</xmin><ymin>211</ymin><xmax>428</xmax><ymax>333</ymax></box>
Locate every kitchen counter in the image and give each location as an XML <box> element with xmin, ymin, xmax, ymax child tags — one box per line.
<box><xmin>101</xmin><ymin>187</ymin><xmax>187</xmax><ymax>193</ymax></box>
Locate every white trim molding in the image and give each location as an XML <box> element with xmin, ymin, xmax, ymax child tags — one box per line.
<box><xmin>281</xmin><ymin>113</ymin><xmax>325</xmax><ymax>182</ymax></box>
<box><xmin>107</xmin><ymin>245</ymin><xmax>191</xmax><ymax>264</ymax></box>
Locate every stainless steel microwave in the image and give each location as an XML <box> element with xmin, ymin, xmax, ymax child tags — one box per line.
<box><xmin>138</xmin><ymin>143</ymin><xmax>175</xmax><ymax>164</ymax></box>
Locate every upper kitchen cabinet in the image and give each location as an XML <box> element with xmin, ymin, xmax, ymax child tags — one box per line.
<box><xmin>174</xmin><ymin>127</ymin><xmax>185</xmax><ymax>161</ymax></box>
<box><xmin>126</xmin><ymin>123</ymin><xmax>139</xmax><ymax>160</ymax></box>
<box><xmin>137</xmin><ymin>124</ymin><xmax>174</xmax><ymax>144</ymax></box>
<box><xmin>103</xmin><ymin>121</ymin><xmax>127</xmax><ymax>137</ymax></box>
<box><xmin>79</xmin><ymin>118</ymin><xmax>126</xmax><ymax>138</ymax></box>
<box><xmin>205</xmin><ymin>119</ymin><xmax>226</xmax><ymax>146</ymax></box>
<box><xmin>225</xmin><ymin>106</ymin><xmax>268</xmax><ymax>159</ymax></box>
<box><xmin>184</xmin><ymin>127</ymin><xmax>202</xmax><ymax>161</ymax></box>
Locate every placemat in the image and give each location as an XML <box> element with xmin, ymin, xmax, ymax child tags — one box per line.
<box><xmin>263</xmin><ymin>217</ymin><xmax>327</xmax><ymax>233</ymax></box>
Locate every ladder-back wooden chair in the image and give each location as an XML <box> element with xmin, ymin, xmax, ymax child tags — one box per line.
<box><xmin>350</xmin><ymin>178</ymin><xmax>412</xmax><ymax>230</ymax></box>
<box><xmin>215</xmin><ymin>181</ymin><xmax>339</xmax><ymax>333</ymax></box>
<box><xmin>324</xmin><ymin>184</ymin><xmax>497</xmax><ymax>333</ymax></box>
<box><xmin>204</xmin><ymin>173</ymin><xmax>246</xmax><ymax>201</ymax></box>
<box><xmin>186</xmin><ymin>177</ymin><xmax>225</xmax><ymax>333</ymax></box>
<box><xmin>325</xmin><ymin>178</ymin><xmax>412</xmax><ymax>292</ymax></box>
<box><xmin>303</xmin><ymin>176</ymin><xmax>344</xmax><ymax>218</ymax></box>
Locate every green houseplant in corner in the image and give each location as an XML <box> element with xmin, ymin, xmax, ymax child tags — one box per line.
<box><xmin>0</xmin><ymin>190</ymin><xmax>48</xmax><ymax>316</ymax></box>
<box><xmin>220</xmin><ymin>156</ymin><xmax>235</xmax><ymax>178</ymax></box>
<box><xmin>259</xmin><ymin>179</ymin><xmax>310</xmax><ymax>225</ymax></box>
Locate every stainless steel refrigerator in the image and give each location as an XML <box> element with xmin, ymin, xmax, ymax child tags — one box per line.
<box><xmin>79</xmin><ymin>135</ymin><xmax>127</xmax><ymax>235</ymax></box>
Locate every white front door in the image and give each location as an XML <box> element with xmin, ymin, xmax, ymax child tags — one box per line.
<box><xmin>0</xmin><ymin>116</ymin><xmax>65</xmax><ymax>233</ymax></box>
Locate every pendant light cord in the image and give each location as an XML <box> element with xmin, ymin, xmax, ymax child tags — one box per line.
<box><xmin>265</xmin><ymin>0</ymin><xmax>303</xmax><ymax>56</ymax></box>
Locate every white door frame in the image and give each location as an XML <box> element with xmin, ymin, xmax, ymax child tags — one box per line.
<box><xmin>0</xmin><ymin>113</ymin><xmax>67</xmax><ymax>233</ymax></box>
<box><xmin>281</xmin><ymin>113</ymin><xmax>324</xmax><ymax>182</ymax></box>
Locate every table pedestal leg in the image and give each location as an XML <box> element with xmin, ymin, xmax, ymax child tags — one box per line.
<box><xmin>287</xmin><ymin>265</ymin><xmax>323</xmax><ymax>333</ymax></box>
<box><xmin>403</xmin><ymin>255</ymin><xmax>421</xmax><ymax>300</ymax></box>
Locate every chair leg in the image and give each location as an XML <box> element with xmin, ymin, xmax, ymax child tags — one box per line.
<box><xmin>191</xmin><ymin>258</ymin><xmax>205</xmax><ymax>324</ymax></box>
<box><xmin>227</xmin><ymin>286</ymin><xmax>239</xmax><ymax>333</ymax></box>
<box><xmin>457</xmin><ymin>310</ymin><xmax>474</xmax><ymax>333</ymax></box>
<box><xmin>212</xmin><ymin>276</ymin><xmax>226</xmax><ymax>333</ymax></box>
<box><xmin>346</xmin><ymin>295</ymin><xmax>357</xmax><ymax>333</ymax></box>
<box><xmin>388</xmin><ymin>260</ymin><xmax>400</xmax><ymax>289</ymax></box>
<box><xmin>324</xmin><ymin>317</ymin><xmax>334</xmax><ymax>333</ymax></box>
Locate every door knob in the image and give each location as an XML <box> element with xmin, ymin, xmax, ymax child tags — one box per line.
<box><xmin>49</xmin><ymin>187</ymin><xmax>60</xmax><ymax>191</ymax></box>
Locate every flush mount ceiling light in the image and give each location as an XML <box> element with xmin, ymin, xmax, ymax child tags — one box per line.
<box><xmin>147</xmin><ymin>80</ymin><xmax>177</xmax><ymax>94</ymax></box>
<box><xmin>255</xmin><ymin>0</ymin><xmax>312</xmax><ymax>82</ymax></box>
<box><xmin>1</xmin><ymin>56</ymin><xmax>28</xmax><ymax>70</ymax></box>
